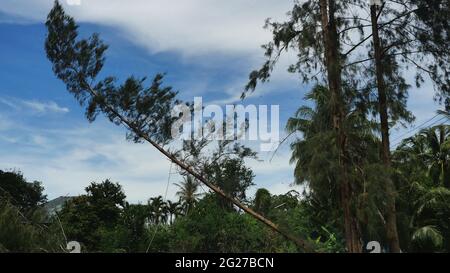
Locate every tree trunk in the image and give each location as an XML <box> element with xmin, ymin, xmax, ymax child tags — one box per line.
<box><xmin>439</xmin><ymin>126</ymin><xmax>449</xmax><ymax>189</ymax></box>
<box><xmin>320</xmin><ymin>0</ymin><xmax>362</xmax><ymax>253</ymax></box>
<box><xmin>370</xmin><ymin>4</ymin><xmax>401</xmax><ymax>253</ymax></box>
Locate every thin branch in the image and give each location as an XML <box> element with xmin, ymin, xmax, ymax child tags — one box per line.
<box><xmin>343</xmin><ymin>34</ymin><xmax>373</xmax><ymax>57</ymax></box>
<box><xmin>338</xmin><ymin>24</ymin><xmax>372</xmax><ymax>35</ymax></box>
<box><xmin>342</xmin><ymin>7</ymin><xmax>419</xmax><ymax>57</ymax></box>
<box><xmin>344</xmin><ymin>57</ymin><xmax>374</xmax><ymax>68</ymax></box>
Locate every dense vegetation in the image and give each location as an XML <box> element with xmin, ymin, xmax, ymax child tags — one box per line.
<box><xmin>0</xmin><ymin>120</ymin><xmax>448</xmax><ymax>253</ymax></box>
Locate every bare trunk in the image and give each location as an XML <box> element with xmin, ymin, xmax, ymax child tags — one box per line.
<box><xmin>320</xmin><ymin>0</ymin><xmax>362</xmax><ymax>253</ymax></box>
<box><xmin>439</xmin><ymin>126</ymin><xmax>449</xmax><ymax>189</ymax></box>
<box><xmin>370</xmin><ymin>4</ymin><xmax>401</xmax><ymax>253</ymax></box>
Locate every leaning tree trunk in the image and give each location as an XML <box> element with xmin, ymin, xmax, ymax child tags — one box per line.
<box><xmin>320</xmin><ymin>0</ymin><xmax>362</xmax><ymax>253</ymax></box>
<box><xmin>370</xmin><ymin>4</ymin><xmax>401</xmax><ymax>253</ymax></box>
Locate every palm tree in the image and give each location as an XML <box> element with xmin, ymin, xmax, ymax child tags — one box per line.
<box><xmin>148</xmin><ymin>196</ymin><xmax>168</xmax><ymax>225</ymax></box>
<box><xmin>286</xmin><ymin>85</ymin><xmax>336</xmax><ymax>192</ymax></box>
<box><xmin>166</xmin><ymin>200</ymin><xmax>182</xmax><ymax>225</ymax></box>
<box><xmin>174</xmin><ymin>176</ymin><xmax>202</xmax><ymax>215</ymax></box>
<box><xmin>286</xmin><ymin>85</ymin><xmax>384</xmax><ymax>252</ymax></box>
<box><xmin>408</xmin><ymin>183</ymin><xmax>450</xmax><ymax>252</ymax></box>
<box><xmin>399</xmin><ymin>125</ymin><xmax>450</xmax><ymax>188</ymax></box>
<box><xmin>287</xmin><ymin>85</ymin><xmax>380</xmax><ymax>199</ymax></box>
<box><xmin>394</xmin><ymin>124</ymin><xmax>450</xmax><ymax>251</ymax></box>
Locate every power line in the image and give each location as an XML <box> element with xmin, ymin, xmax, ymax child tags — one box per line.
<box><xmin>391</xmin><ymin>115</ymin><xmax>448</xmax><ymax>146</ymax></box>
<box><xmin>391</xmin><ymin>114</ymin><xmax>440</xmax><ymax>144</ymax></box>
<box><xmin>146</xmin><ymin>161</ymin><xmax>173</xmax><ymax>253</ymax></box>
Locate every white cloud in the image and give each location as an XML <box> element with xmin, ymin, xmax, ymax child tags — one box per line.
<box><xmin>0</xmin><ymin>97</ymin><xmax>69</xmax><ymax>114</ymax></box>
<box><xmin>206</xmin><ymin>51</ymin><xmax>306</xmax><ymax>105</ymax></box>
<box><xmin>0</xmin><ymin>97</ymin><xmax>20</xmax><ymax>110</ymax></box>
<box><xmin>0</xmin><ymin>0</ymin><xmax>294</xmax><ymax>56</ymax></box>
<box><xmin>22</xmin><ymin>100</ymin><xmax>70</xmax><ymax>113</ymax></box>
<box><xmin>0</xmin><ymin>113</ymin><xmax>300</xmax><ymax>203</ymax></box>
<box><xmin>390</xmin><ymin>70</ymin><xmax>446</xmax><ymax>144</ymax></box>
<box><xmin>0</xmin><ymin>122</ymin><xmax>175</xmax><ymax>203</ymax></box>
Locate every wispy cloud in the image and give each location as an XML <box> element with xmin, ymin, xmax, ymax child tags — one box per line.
<box><xmin>0</xmin><ymin>121</ymin><xmax>174</xmax><ymax>203</ymax></box>
<box><xmin>207</xmin><ymin>59</ymin><xmax>304</xmax><ymax>105</ymax></box>
<box><xmin>0</xmin><ymin>97</ymin><xmax>69</xmax><ymax>114</ymax></box>
<box><xmin>0</xmin><ymin>115</ymin><xmax>12</xmax><ymax>131</ymax></box>
<box><xmin>22</xmin><ymin>100</ymin><xmax>69</xmax><ymax>113</ymax></box>
<box><xmin>0</xmin><ymin>97</ymin><xmax>19</xmax><ymax>109</ymax></box>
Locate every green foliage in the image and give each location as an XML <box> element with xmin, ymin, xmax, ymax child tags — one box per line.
<box><xmin>0</xmin><ymin>169</ymin><xmax>65</xmax><ymax>252</ymax></box>
<box><xmin>411</xmin><ymin>226</ymin><xmax>444</xmax><ymax>253</ymax></box>
<box><xmin>286</xmin><ymin>85</ymin><xmax>393</xmax><ymax>248</ymax></box>
<box><xmin>262</xmin><ymin>191</ymin><xmax>345</xmax><ymax>253</ymax></box>
<box><xmin>204</xmin><ymin>157</ymin><xmax>255</xmax><ymax>203</ymax></box>
<box><xmin>253</xmin><ymin>189</ymin><xmax>272</xmax><ymax>216</ymax></box>
<box><xmin>0</xmin><ymin>170</ymin><xmax>47</xmax><ymax>211</ymax></box>
<box><xmin>58</xmin><ymin>179</ymin><xmax>126</xmax><ymax>251</ymax></box>
<box><xmin>401</xmin><ymin>126</ymin><xmax>450</xmax><ymax>188</ymax></box>
<box><xmin>393</xmin><ymin>125</ymin><xmax>450</xmax><ymax>252</ymax></box>
<box><xmin>0</xmin><ymin>171</ymin><xmax>60</xmax><ymax>252</ymax></box>
<box><xmin>86</xmin><ymin>180</ymin><xmax>126</xmax><ymax>224</ymax></box>
<box><xmin>2</xmin><ymin>160</ymin><xmax>447</xmax><ymax>253</ymax></box>
<box><xmin>179</xmin><ymin>139</ymin><xmax>257</xmax><ymax>205</ymax></box>
<box><xmin>168</xmin><ymin>194</ymin><xmax>295</xmax><ymax>253</ymax></box>
<box><xmin>0</xmin><ymin>203</ymin><xmax>43</xmax><ymax>252</ymax></box>
<box><xmin>166</xmin><ymin>200</ymin><xmax>182</xmax><ymax>225</ymax></box>
<box><xmin>148</xmin><ymin>196</ymin><xmax>168</xmax><ymax>225</ymax></box>
<box><xmin>121</xmin><ymin>203</ymin><xmax>148</xmax><ymax>250</ymax></box>
<box><xmin>174</xmin><ymin>176</ymin><xmax>202</xmax><ymax>215</ymax></box>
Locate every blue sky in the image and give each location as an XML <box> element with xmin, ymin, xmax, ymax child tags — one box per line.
<box><xmin>0</xmin><ymin>0</ymin><xmax>443</xmax><ymax>203</ymax></box>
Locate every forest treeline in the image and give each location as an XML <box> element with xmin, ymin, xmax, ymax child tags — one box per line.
<box><xmin>0</xmin><ymin>122</ymin><xmax>449</xmax><ymax>253</ymax></box>
<box><xmin>0</xmin><ymin>0</ymin><xmax>449</xmax><ymax>253</ymax></box>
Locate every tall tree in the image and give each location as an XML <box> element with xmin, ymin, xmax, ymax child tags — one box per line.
<box><xmin>253</xmin><ymin>189</ymin><xmax>272</xmax><ymax>217</ymax></box>
<box><xmin>0</xmin><ymin>170</ymin><xmax>47</xmax><ymax>211</ymax></box>
<box><xmin>369</xmin><ymin>1</ymin><xmax>402</xmax><ymax>253</ymax></box>
<box><xmin>166</xmin><ymin>200</ymin><xmax>181</xmax><ymax>225</ymax></box>
<box><xmin>204</xmin><ymin>157</ymin><xmax>255</xmax><ymax>207</ymax></box>
<box><xmin>361</xmin><ymin>0</ymin><xmax>450</xmax><ymax>252</ymax></box>
<box><xmin>59</xmin><ymin>180</ymin><xmax>126</xmax><ymax>250</ymax></box>
<box><xmin>121</xmin><ymin>203</ymin><xmax>149</xmax><ymax>251</ymax></box>
<box><xmin>245</xmin><ymin>0</ymin><xmax>365</xmax><ymax>252</ymax></box>
<box><xmin>245</xmin><ymin>0</ymin><xmax>449</xmax><ymax>252</ymax></box>
<box><xmin>287</xmin><ymin>84</ymin><xmax>391</xmax><ymax>250</ymax></box>
<box><xmin>85</xmin><ymin>179</ymin><xmax>126</xmax><ymax>226</ymax></box>
<box><xmin>148</xmin><ymin>196</ymin><xmax>168</xmax><ymax>225</ymax></box>
<box><xmin>174</xmin><ymin>176</ymin><xmax>202</xmax><ymax>214</ymax></box>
